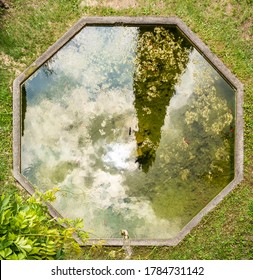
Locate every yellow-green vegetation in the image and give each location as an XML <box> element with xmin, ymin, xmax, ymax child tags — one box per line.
<box><xmin>1</xmin><ymin>0</ymin><xmax>253</xmax><ymax>259</ymax></box>
<box><xmin>0</xmin><ymin>189</ymin><xmax>88</xmax><ymax>260</ymax></box>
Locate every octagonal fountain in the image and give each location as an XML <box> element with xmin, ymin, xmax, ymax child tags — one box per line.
<box><xmin>13</xmin><ymin>17</ymin><xmax>243</xmax><ymax>246</ymax></box>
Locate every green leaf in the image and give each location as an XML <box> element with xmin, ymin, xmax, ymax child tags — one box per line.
<box><xmin>14</xmin><ymin>236</ymin><xmax>32</xmax><ymax>253</ymax></box>
<box><xmin>0</xmin><ymin>247</ymin><xmax>12</xmax><ymax>258</ymax></box>
<box><xmin>7</xmin><ymin>252</ymin><xmax>26</xmax><ymax>260</ymax></box>
<box><xmin>0</xmin><ymin>209</ymin><xmax>12</xmax><ymax>226</ymax></box>
<box><xmin>0</xmin><ymin>194</ymin><xmax>11</xmax><ymax>212</ymax></box>
<box><xmin>0</xmin><ymin>236</ymin><xmax>13</xmax><ymax>250</ymax></box>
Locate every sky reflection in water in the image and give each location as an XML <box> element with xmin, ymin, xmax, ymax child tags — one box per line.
<box><xmin>21</xmin><ymin>26</ymin><xmax>235</xmax><ymax>239</ymax></box>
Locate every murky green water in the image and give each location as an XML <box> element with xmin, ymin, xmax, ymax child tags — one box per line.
<box><xmin>21</xmin><ymin>26</ymin><xmax>235</xmax><ymax>239</ymax></box>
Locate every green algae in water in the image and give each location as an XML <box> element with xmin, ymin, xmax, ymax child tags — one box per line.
<box><xmin>20</xmin><ymin>26</ymin><xmax>235</xmax><ymax>239</ymax></box>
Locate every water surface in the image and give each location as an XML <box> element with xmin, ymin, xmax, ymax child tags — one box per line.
<box><xmin>21</xmin><ymin>26</ymin><xmax>235</xmax><ymax>239</ymax></box>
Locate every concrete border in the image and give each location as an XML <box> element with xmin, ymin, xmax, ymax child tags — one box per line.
<box><xmin>13</xmin><ymin>16</ymin><xmax>244</xmax><ymax>246</ymax></box>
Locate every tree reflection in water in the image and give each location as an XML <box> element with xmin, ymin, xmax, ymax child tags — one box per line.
<box><xmin>133</xmin><ymin>27</ymin><xmax>191</xmax><ymax>172</ymax></box>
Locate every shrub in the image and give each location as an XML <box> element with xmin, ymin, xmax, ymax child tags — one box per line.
<box><xmin>0</xmin><ymin>189</ymin><xmax>88</xmax><ymax>259</ymax></box>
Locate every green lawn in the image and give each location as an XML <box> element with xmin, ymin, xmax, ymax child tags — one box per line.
<box><xmin>0</xmin><ymin>0</ymin><xmax>253</xmax><ymax>259</ymax></box>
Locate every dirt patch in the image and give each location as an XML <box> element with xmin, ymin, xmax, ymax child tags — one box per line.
<box><xmin>240</xmin><ymin>19</ymin><xmax>252</xmax><ymax>41</ymax></box>
<box><xmin>153</xmin><ymin>1</ymin><xmax>166</xmax><ymax>10</ymax></box>
<box><xmin>225</xmin><ymin>3</ymin><xmax>234</xmax><ymax>16</ymax></box>
<box><xmin>80</xmin><ymin>0</ymin><xmax>139</xmax><ymax>10</ymax></box>
<box><xmin>0</xmin><ymin>51</ymin><xmax>26</xmax><ymax>76</ymax></box>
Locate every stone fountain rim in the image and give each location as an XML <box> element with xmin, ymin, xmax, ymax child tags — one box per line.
<box><xmin>13</xmin><ymin>16</ymin><xmax>244</xmax><ymax>246</ymax></box>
